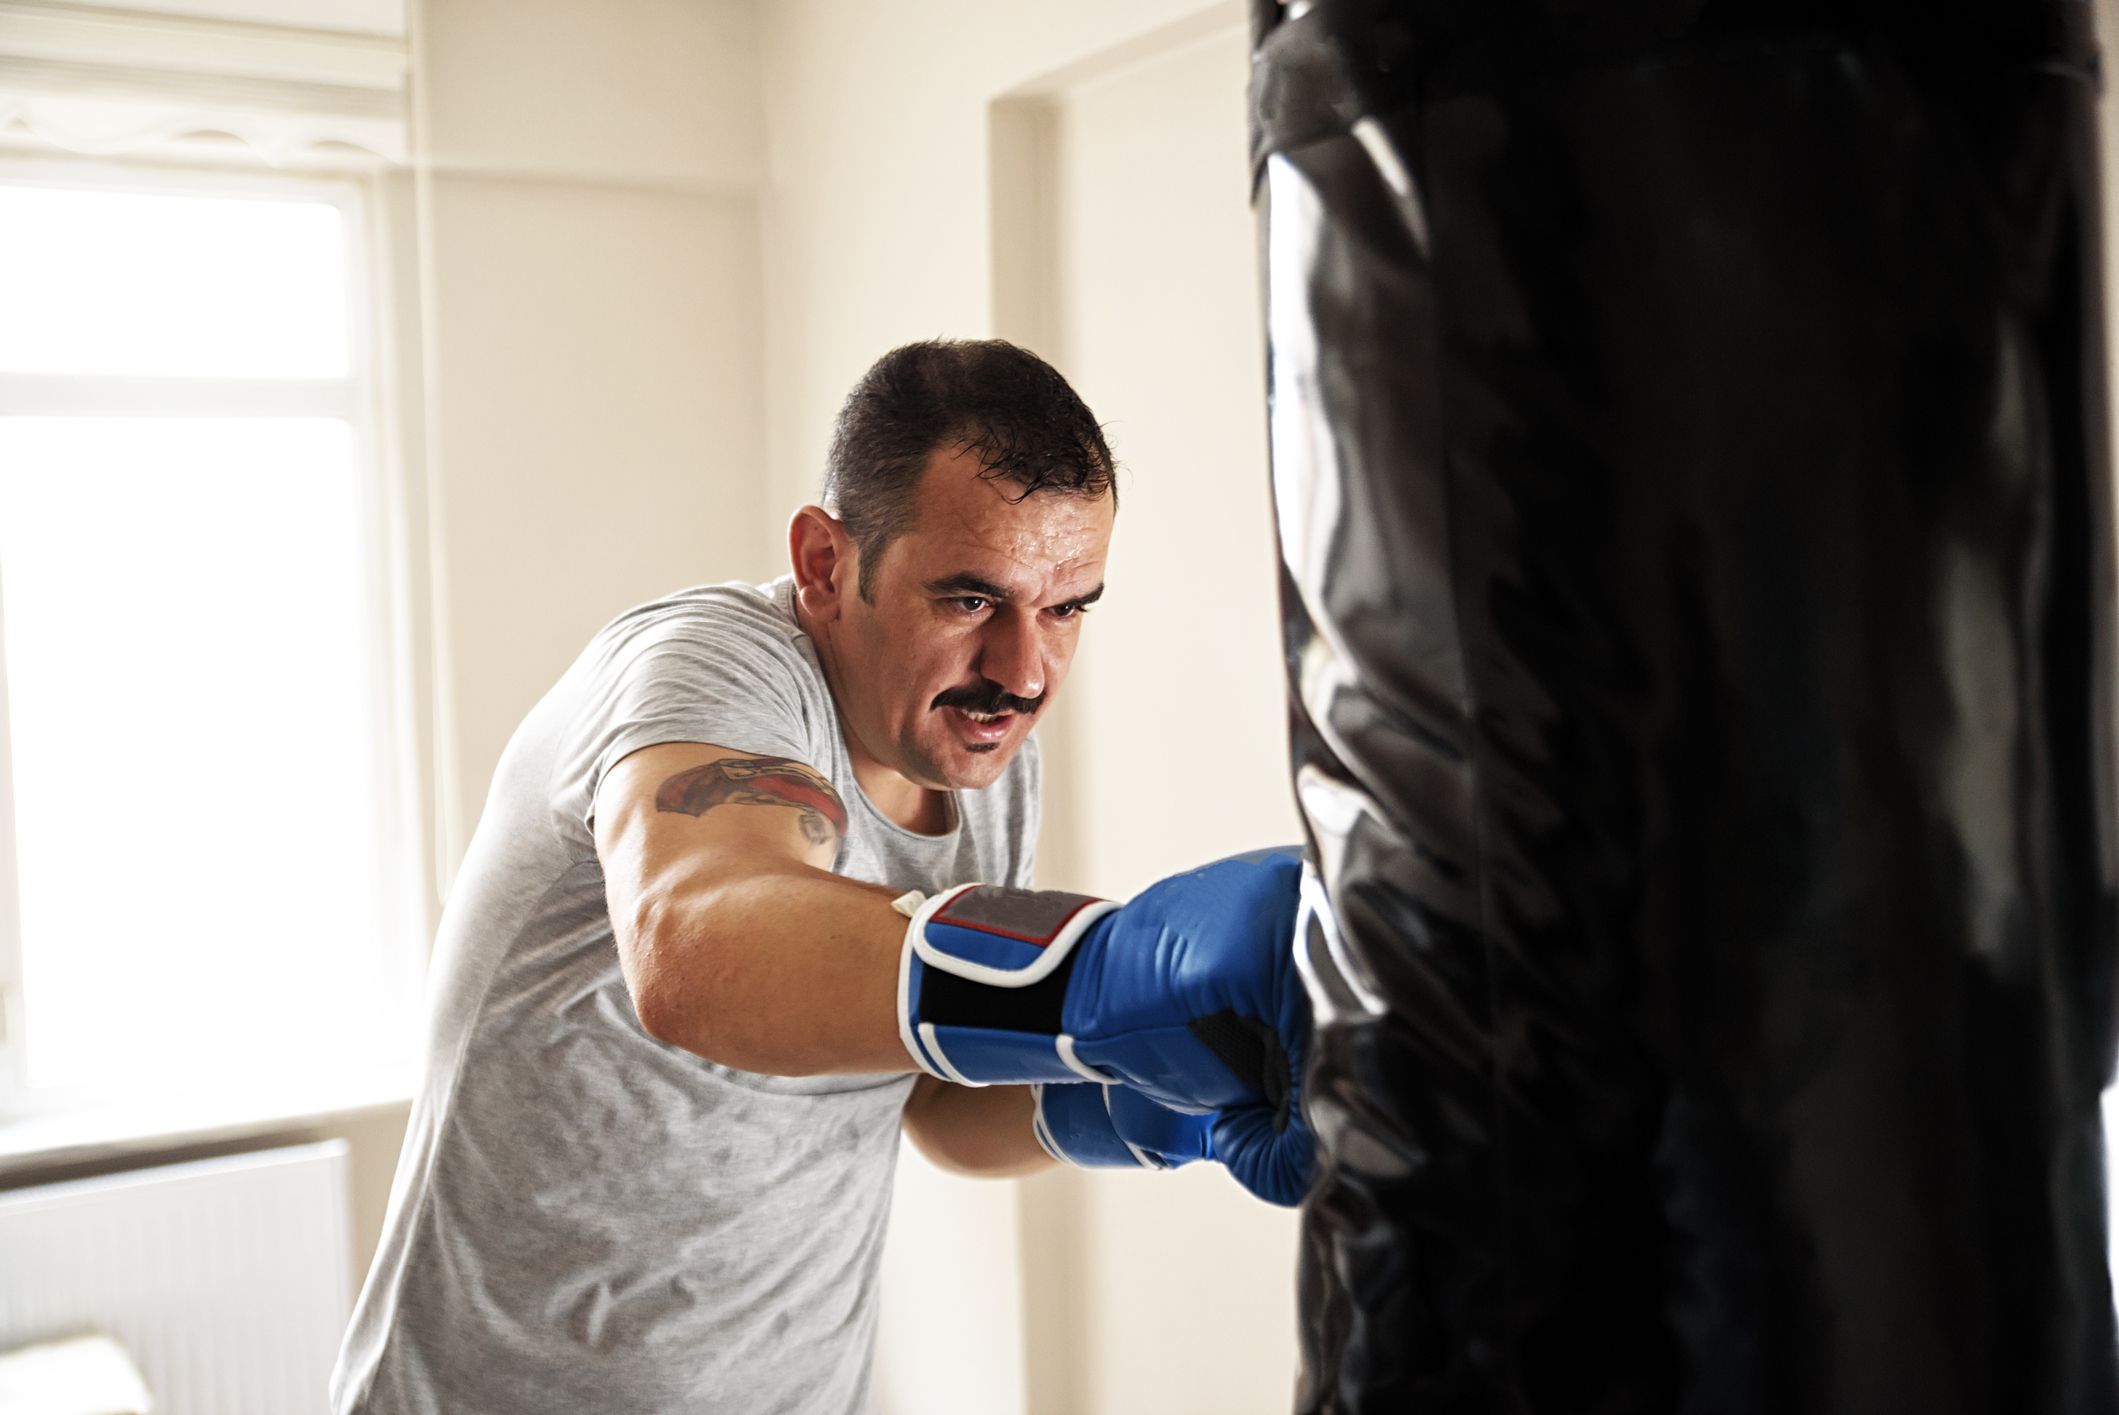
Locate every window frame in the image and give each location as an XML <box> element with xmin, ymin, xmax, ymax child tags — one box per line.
<box><xmin>0</xmin><ymin>154</ymin><xmax>431</xmax><ymax>1125</ymax></box>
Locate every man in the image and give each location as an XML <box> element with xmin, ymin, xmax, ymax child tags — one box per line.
<box><xmin>330</xmin><ymin>340</ymin><xmax>1310</xmax><ymax>1415</ymax></box>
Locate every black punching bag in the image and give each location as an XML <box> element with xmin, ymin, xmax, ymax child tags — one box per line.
<box><xmin>1252</xmin><ymin>2</ymin><xmax>2119</xmax><ymax>1411</ymax></box>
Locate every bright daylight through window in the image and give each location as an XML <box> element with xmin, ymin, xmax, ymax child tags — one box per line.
<box><xmin>0</xmin><ymin>178</ymin><xmax>417</xmax><ymax>1121</ymax></box>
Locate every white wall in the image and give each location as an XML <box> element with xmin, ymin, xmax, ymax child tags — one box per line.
<box><xmin>758</xmin><ymin>5</ymin><xmax>1304</xmax><ymax>1412</ymax></box>
<box><xmin>31</xmin><ymin>0</ymin><xmax>409</xmax><ymax>34</ymax></box>
<box><xmin>414</xmin><ymin>0</ymin><xmax>770</xmax><ymax>860</ymax></box>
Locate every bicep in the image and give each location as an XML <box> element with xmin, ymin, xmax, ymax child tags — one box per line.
<box><xmin>594</xmin><ymin>741</ymin><xmax>848</xmax><ymax>941</ymax></box>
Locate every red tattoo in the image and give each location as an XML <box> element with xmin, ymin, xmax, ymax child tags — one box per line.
<box><xmin>655</xmin><ymin>755</ymin><xmax>849</xmax><ymax>848</ymax></box>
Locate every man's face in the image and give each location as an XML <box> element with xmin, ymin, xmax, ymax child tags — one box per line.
<box><xmin>833</xmin><ymin>445</ymin><xmax>1114</xmax><ymax>792</ymax></box>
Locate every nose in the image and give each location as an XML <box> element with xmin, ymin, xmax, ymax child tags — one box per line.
<box><xmin>977</xmin><ymin>608</ymin><xmax>1046</xmax><ymax>702</ymax></box>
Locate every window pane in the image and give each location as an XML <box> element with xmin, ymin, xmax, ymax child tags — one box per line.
<box><xmin>0</xmin><ymin>185</ymin><xmax>350</xmax><ymax>379</ymax></box>
<box><xmin>0</xmin><ymin>418</ymin><xmax>400</xmax><ymax>1094</ymax></box>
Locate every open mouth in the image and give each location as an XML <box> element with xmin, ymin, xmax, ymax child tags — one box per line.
<box><xmin>944</xmin><ymin>705</ymin><xmax>1015</xmax><ymax>744</ymax></box>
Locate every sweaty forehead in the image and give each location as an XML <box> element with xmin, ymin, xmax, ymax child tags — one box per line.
<box><xmin>896</xmin><ymin>463</ymin><xmax>1113</xmax><ymax>588</ymax></box>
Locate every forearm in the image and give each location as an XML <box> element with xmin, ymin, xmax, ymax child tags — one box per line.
<box><xmin>901</xmin><ymin>1075</ymin><xmax>1055</xmax><ymax>1178</ymax></box>
<box><xmin>622</xmin><ymin>860</ymin><xmax>914</xmax><ymax>1075</ymax></box>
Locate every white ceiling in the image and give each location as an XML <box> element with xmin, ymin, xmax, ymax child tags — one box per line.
<box><xmin>32</xmin><ymin>0</ymin><xmax>406</xmax><ymax>37</ymax></box>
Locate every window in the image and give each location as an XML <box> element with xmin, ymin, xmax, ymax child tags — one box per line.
<box><xmin>0</xmin><ymin>169</ymin><xmax>422</xmax><ymax>1122</ymax></box>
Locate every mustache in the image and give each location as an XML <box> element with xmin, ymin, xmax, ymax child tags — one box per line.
<box><xmin>932</xmin><ymin>682</ymin><xmax>1045</xmax><ymax>717</ymax></box>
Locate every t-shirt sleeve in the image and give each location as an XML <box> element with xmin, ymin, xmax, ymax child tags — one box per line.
<box><xmin>553</xmin><ymin>598</ymin><xmax>825</xmax><ymax>842</ymax></box>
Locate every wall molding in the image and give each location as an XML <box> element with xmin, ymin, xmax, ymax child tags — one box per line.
<box><xmin>0</xmin><ymin>0</ymin><xmax>406</xmax><ymax>164</ymax></box>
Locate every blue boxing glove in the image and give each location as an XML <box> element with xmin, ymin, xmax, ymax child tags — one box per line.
<box><xmin>1032</xmin><ymin>1082</ymin><xmax>1213</xmax><ymax>1172</ymax></box>
<box><xmin>898</xmin><ymin>849</ymin><xmax>1314</xmax><ymax>1203</ymax></box>
<box><xmin>1034</xmin><ymin>1082</ymin><xmax>1314</xmax><ymax>1206</ymax></box>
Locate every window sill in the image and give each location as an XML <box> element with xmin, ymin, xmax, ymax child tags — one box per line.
<box><xmin>0</xmin><ymin>1073</ymin><xmax>413</xmax><ymax>1182</ymax></box>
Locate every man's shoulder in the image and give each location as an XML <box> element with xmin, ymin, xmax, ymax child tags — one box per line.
<box><xmin>538</xmin><ymin>575</ymin><xmax>832</xmax><ymax>814</ymax></box>
<box><xmin>564</xmin><ymin>575</ymin><xmax>828</xmax><ymax>723</ymax></box>
<box><xmin>580</xmin><ymin>577</ymin><xmax>821</xmax><ymax>678</ymax></box>
<box><xmin>595</xmin><ymin>576</ymin><xmax>801</xmax><ymax>647</ymax></box>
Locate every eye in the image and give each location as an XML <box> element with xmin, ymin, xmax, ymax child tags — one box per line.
<box><xmin>1049</xmin><ymin>601</ymin><xmax>1091</xmax><ymax>621</ymax></box>
<box><xmin>952</xmin><ymin>596</ymin><xmax>990</xmax><ymax>614</ymax></box>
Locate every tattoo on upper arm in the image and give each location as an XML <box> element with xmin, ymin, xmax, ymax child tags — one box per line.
<box><xmin>654</xmin><ymin>755</ymin><xmax>849</xmax><ymax>848</ymax></box>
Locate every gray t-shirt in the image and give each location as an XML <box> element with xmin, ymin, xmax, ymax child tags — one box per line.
<box><xmin>330</xmin><ymin>576</ymin><xmax>1040</xmax><ymax>1415</ymax></box>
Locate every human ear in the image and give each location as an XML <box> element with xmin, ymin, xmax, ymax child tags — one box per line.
<box><xmin>789</xmin><ymin>505</ymin><xmax>853</xmax><ymax>622</ymax></box>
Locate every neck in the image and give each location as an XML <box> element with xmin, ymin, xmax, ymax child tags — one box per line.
<box><xmin>852</xmin><ymin>751</ymin><xmax>949</xmax><ymax>834</ymax></box>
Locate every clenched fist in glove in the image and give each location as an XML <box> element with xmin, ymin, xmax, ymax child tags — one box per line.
<box><xmin>1032</xmin><ymin>1082</ymin><xmax>1213</xmax><ymax>1172</ymax></box>
<box><xmin>1031</xmin><ymin>1080</ymin><xmax>1313</xmax><ymax>1207</ymax></box>
<box><xmin>898</xmin><ymin>849</ymin><xmax>1315</xmax><ymax>1204</ymax></box>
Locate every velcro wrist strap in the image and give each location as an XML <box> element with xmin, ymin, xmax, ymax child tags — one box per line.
<box><xmin>897</xmin><ymin>883</ymin><xmax>1121</xmax><ymax>1085</ymax></box>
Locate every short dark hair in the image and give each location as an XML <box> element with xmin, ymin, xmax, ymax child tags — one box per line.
<box><xmin>822</xmin><ymin>339</ymin><xmax>1117</xmax><ymax>598</ymax></box>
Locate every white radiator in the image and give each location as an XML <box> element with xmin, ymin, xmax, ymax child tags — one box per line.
<box><xmin>0</xmin><ymin>1140</ymin><xmax>354</xmax><ymax>1415</ymax></box>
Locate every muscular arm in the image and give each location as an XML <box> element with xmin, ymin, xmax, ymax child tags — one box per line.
<box><xmin>595</xmin><ymin>742</ymin><xmax>913</xmax><ymax>1075</ymax></box>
